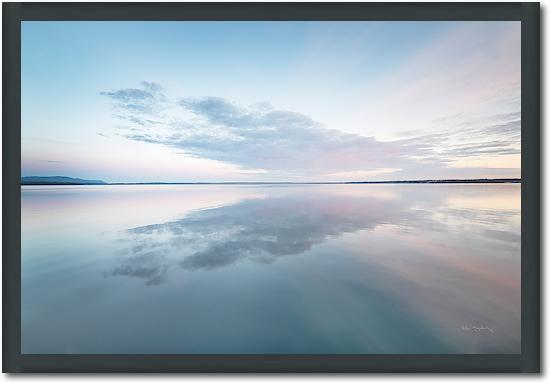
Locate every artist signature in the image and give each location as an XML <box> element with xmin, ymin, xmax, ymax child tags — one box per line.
<box><xmin>460</xmin><ymin>325</ymin><xmax>494</xmax><ymax>333</ymax></box>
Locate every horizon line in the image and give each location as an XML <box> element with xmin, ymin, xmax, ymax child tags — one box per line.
<box><xmin>20</xmin><ymin>176</ymin><xmax>522</xmax><ymax>185</ymax></box>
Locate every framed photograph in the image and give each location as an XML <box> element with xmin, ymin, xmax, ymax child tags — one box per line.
<box><xmin>3</xmin><ymin>2</ymin><xmax>540</xmax><ymax>373</ymax></box>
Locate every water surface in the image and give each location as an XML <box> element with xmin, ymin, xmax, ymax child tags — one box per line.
<box><xmin>21</xmin><ymin>184</ymin><xmax>521</xmax><ymax>354</ymax></box>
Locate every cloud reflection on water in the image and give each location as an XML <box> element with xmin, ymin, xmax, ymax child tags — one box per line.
<box><xmin>107</xmin><ymin>193</ymin><xmax>414</xmax><ymax>284</ymax></box>
<box><xmin>108</xmin><ymin>187</ymin><xmax>519</xmax><ymax>286</ymax></box>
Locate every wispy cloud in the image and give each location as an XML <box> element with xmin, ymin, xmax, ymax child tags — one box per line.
<box><xmin>100</xmin><ymin>81</ymin><xmax>167</xmax><ymax>115</ymax></box>
<box><xmin>398</xmin><ymin>111</ymin><xmax>521</xmax><ymax>161</ymax></box>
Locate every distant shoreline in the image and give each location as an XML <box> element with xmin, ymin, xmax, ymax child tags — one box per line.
<box><xmin>21</xmin><ymin>178</ymin><xmax>521</xmax><ymax>186</ymax></box>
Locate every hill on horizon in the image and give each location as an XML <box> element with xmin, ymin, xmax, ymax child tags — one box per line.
<box><xmin>21</xmin><ymin>176</ymin><xmax>107</xmax><ymax>185</ymax></box>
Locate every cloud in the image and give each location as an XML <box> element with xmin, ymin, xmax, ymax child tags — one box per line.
<box><xmin>395</xmin><ymin>110</ymin><xmax>521</xmax><ymax>166</ymax></box>
<box><xmin>100</xmin><ymin>84</ymin><xmax>429</xmax><ymax>176</ymax></box>
<box><xmin>101</xmin><ymin>81</ymin><xmax>520</xmax><ymax>179</ymax></box>
<box><xmin>140</xmin><ymin>81</ymin><xmax>163</xmax><ymax>92</ymax></box>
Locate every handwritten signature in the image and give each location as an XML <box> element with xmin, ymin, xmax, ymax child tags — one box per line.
<box><xmin>461</xmin><ymin>325</ymin><xmax>494</xmax><ymax>333</ymax></box>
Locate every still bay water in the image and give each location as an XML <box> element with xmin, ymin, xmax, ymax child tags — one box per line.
<box><xmin>21</xmin><ymin>184</ymin><xmax>521</xmax><ymax>354</ymax></box>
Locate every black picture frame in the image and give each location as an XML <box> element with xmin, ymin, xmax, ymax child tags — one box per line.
<box><xmin>3</xmin><ymin>2</ymin><xmax>540</xmax><ymax>373</ymax></box>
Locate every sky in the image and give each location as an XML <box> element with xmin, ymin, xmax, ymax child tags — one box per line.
<box><xmin>21</xmin><ymin>21</ymin><xmax>521</xmax><ymax>183</ymax></box>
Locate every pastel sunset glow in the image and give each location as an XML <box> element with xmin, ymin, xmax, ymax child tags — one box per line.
<box><xmin>21</xmin><ymin>21</ymin><xmax>520</xmax><ymax>183</ymax></box>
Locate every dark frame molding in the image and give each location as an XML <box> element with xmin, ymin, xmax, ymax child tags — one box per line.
<box><xmin>2</xmin><ymin>2</ymin><xmax>540</xmax><ymax>373</ymax></box>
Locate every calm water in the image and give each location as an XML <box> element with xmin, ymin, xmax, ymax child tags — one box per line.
<box><xmin>21</xmin><ymin>184</ymin><xmax>521</xmax><ymax>354</ymax></box>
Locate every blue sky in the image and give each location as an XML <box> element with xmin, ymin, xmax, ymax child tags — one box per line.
<box><xmin>22</xmin><ymin>21</ymin><xmax>520</xmax><ymax>182</ymax></box>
